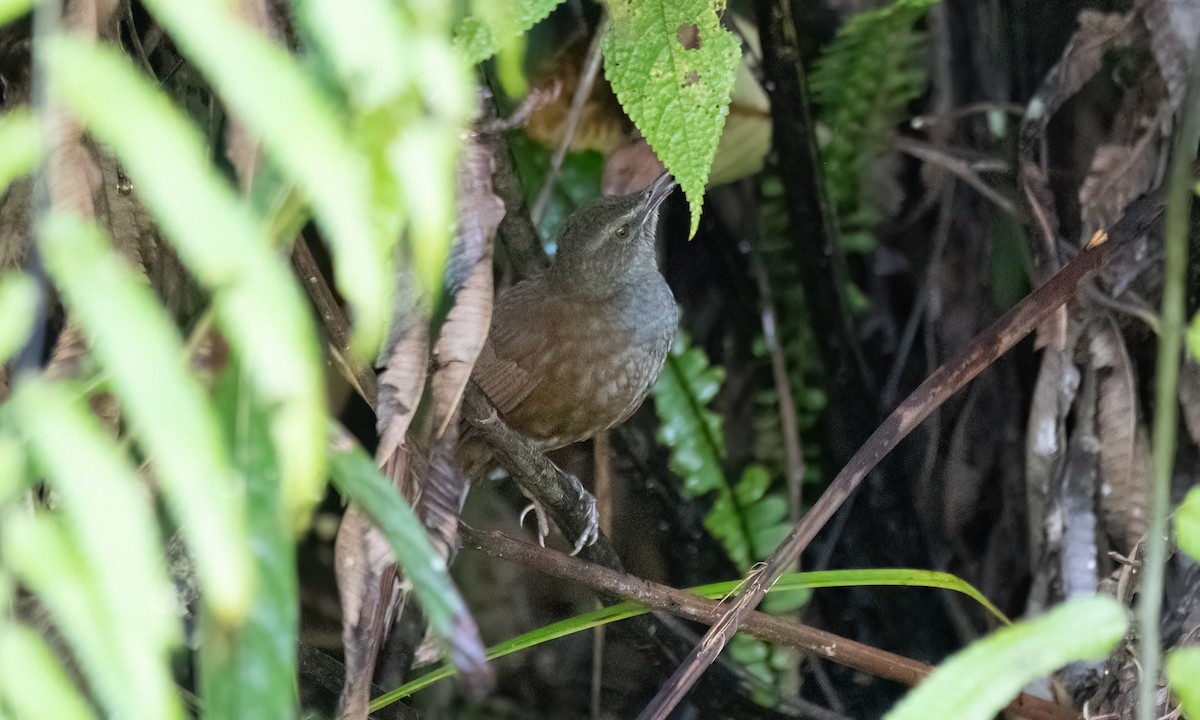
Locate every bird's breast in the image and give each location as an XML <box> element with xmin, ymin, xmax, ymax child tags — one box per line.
<box><xmin>502</xmin><ymin>277</ymin><xmax>677</xmax><ymax>449</ymax></box>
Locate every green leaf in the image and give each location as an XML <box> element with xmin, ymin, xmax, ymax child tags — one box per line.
<box><xmin>810</xmin><ymin>0</ymin><xmax>938</xmax><ymax>241</ymax></box>
<box><xmin>1</xmin><ymin>512</ymin><xmax>182</xmax><ymax>720</ymax></box>
<box><xmin>651</xmin><ymin>333</ymin><xmax>750</xmax><ymax>567</ymax></box>
<box><xmin>1177</xmin><ymin>486</ymin><xmax>1200</xmax><ymax>561</ymax></box>
<box><xmin>1168</xmin><ymin>647</ymin><xmax>1200</xmax><ymax>718</ymax></box>
<box><xmin>140</xmin><ymin>0</ymin><xmax>389</xmax><ymax>355</ymax></box>
<box><xmin>0</xmin><ymin>271</ymin><xmax>37</xmax><ymax>365</ymax></box>
<box><xmin>0</xmin><ymin>107</ymin><xmax>40</xmax><ymax>192</ymax></box>
<box><xmin>45</xmin><ymin>37</ymin><xmax>326</xmax><ymax>529</ymax></box>
<box><xmin>199</xmin><ymin>368</ymin><xmax>297</xmax><ymax>719</ymax></box>
<box><xmin>454</xmin><ymin>0</ymin><xmax>564</xmax><ymax>64</ymax></box>
<box><xmin>603</xmin><ymin>0</ymin><xmax>741</xmax><ymax>236</ymax></box>
<box><xmin>0</xmin><ymin>623</ymin><xmax>99</xmax><ymax>720</ymax></box>
<box><xmin>371</xmin><ymin>567</ymin><xmax>1007</xmax><ymax>706</ymax></box>
<box><xmin>328</xmin><ymin>432</ymin><xmax>485</xmax><ymax>679</ymax></box>
<box><xmin>10</xmin><ymin>378</ymin><xmax>183</xmax><ymax>717</ymax></box>
<box><xmin>1187</xmin><ymin>311</ymin><xmax>1200</xmax><ymax>363</ymax></box>
<box><xmin>885</xmin><ymin>596</ymin><xmax>1126</xmax><ymax>720</ymax></box>
<box><xmin>38</xmin><ymin>213</ymin><xmax>251</xmax><ymax>624</ymax></box>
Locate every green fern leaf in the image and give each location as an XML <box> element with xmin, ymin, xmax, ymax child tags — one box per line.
<box><xmin>811</xmin><ymin>0</ymin><xmax>939</xmax><ymax>241</ymax></box>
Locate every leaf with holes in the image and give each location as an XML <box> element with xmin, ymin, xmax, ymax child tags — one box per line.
<box><xmin>602</xmin><ymin>0</ymin><xmax>740</xmax><ymax>236</ymax></box>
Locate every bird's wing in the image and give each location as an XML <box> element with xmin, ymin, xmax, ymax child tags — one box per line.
<box><xmin>471</xmin><ymin>281</ymin><xmax>552</xmax><ymax>416</ymax></box>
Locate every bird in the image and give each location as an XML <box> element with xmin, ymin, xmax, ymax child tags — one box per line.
<box><xmin>467</xmin><ymin>173</ymin><xmax>679</xmax><ymax>464</ymax></box>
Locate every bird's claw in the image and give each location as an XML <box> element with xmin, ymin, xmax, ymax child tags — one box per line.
<box><xmin>570</xmin><ymin>491</ymin><xmax>600</xmax><ymax>556</ymax></box>
<box><xmin>518</xmin><ymin>498</ymin><xmax>551</xmax><ymax>547</ymax></box>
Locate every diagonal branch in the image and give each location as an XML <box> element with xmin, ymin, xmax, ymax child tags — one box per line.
<box><xmin>637</xmin><ymin>193</ymin><xmax>1165</xmax><ymax>718</ymax></box>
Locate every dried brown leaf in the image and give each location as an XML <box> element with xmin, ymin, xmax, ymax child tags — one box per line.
<box><xmin>1020</xmin><ymin>11</ymin><xmax>1142</xmax><ymax>155</ymax></box>
<box><xmin>1079</xmin><ymin>138</ymin><xmax>1163</xmax><ymax>238</ymax></box>
<box><xmin>376</xmin><ymin>313</ymin><xmax>430</xmax><ymax>498</ymax></box>
<box><xmin>1026</xmin><ymin>346</ymin><xmax>1080</xmax><ymax>564</ymax></box>
<box><xmin>1079</xmin><ymin>63</ymin><xmax>1170</xmax><ymax>240</ymax></box>
<box><xmin>1059</xmin><ymin>366</ymin><xmax>1100</xmax><ymax>600</ymax></box>
<box><xmin>1089</xmin><ymin>317</ymin><xmax>1150</xmax><ymax>553</ymax></box>
<box><xmin>334</xmin><ymin>504</ymin><xmax>401</xmax><ymax>720</ymax></box>
<box><xmin>429</xmin><ymin>133</ymin><xmax>502</xmax><ymax>437</ymax></box>
<box><xmin>1179</xmin><ymin>357</ymin><xmax>1200</xmax><ymax>444</ymax></box>
<box><xmin>603</xmin><ymin>138</ymin><xmax>666</xmax><ymax>196</ymax></box>
<box><xmin>1137</xmin><ymin>0</ymin><xmax>1200</xmax><ymax>110</ymax></box>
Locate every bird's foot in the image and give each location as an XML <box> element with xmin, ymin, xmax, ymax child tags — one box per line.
<box><xmin>570</xmin><ymin>489</ymin><xmax>600</xmax><ymax>556</ymax></box>
<box><xmin>517</xmin><ymin>493</ymin><xmax>552</xmax><ymax>548</ymax></box>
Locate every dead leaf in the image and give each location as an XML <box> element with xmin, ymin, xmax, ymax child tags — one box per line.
<box><xmin>430</xmin><ymin>132</ymin><xmax>502</xmax><ymax>437</ymax></box>
<box><xmin>603</xmin><ymin>138</ymin><xmax>666</xmax><ymax>196</ymax></box>
<box><xmin>1079</xmin><ymin>63</ymin><xmax>1170</xmax><ymax>241</ymax></box>
<box><xmin>1025</xmin><ymin>346</ymin><xmax>1080</xmax><ymax>565</ymax></box>
<box><xmin>1020</xmin><ymin>11</ymin><xmax>1143</xmax><ymax>156</ymax></box>
<box><xmin>1137</xmin><ymin>0</ymin><xmax>1200</xmax><ymax>110</ymax></box>
<box><xmin>1089</xmin><ymin>317</ymin><xmax>1150</xmax><ymax>553</ymax></box>
<box><xmin>334</xmin><ymin>504</ymin><xmax>401</xmax><ymax>720</ymax></box>
<box><xmin>1059</xmin><ymin>365</ymin><xmax>1100</xmax><ymax>600</ymax></box>
<box><xmin>1179</xmin><ymin>357</ymin><xmax>1200</xmax><ymax>444</ymax></box>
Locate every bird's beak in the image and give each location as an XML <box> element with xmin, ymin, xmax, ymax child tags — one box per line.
<box><xmin>642</xmin><ymin>172</ymin><xmax>676</xmax><ymax>214</ymax></box>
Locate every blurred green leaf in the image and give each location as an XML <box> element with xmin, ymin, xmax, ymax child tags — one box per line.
<box><xmin>0</xmin><ymin>623</ymin><xmax>98</xmax><ymax>720</ymax></box>
<box><xmin>10</xmin><ymin>379</ymin><xmax>181</xmax><ymax>717</ymax></box>
<box><xmin>1168</xmin><ymin>647</ymin><xmax>1200</xmax><ymax>718</ymax></box>
<box><xmin>603</xmin><ymin>0</ymin><xmax>740</xmax><ymax>236</ymax></box>
<box><xmin>1</xmin><ymin>511</ymin><xmax>182</xmax><ymax>720</ymax></box>
<box><xmin>885</xmin><ymin>596</ymin><xmax>1125</xmax><ymax>720</ymax></box>
<box><xmin>1177</xmin><ymin>486</ymin><xmax>1200</xmax><ymax>561</ymax></box>
<box><xmin>0</xmin><ymin>271</ymin><xmax>36</xmax><ymax>365</ymax></box>
<box><xmin>328</xmin><ymin>432</ymin><xmax>485</xmax><ymax>682</ymax></box>
<box><xmin>811</xmin><ymin>0</ymin><xmax>938</xmax><ymax>248</ymax></box>
<box><xmin>199</xmin><ymin>368</ymin><xmax>297</xmax><ymax>719</ymax></box>
<box><xmin>45</xmin><ymin>37</ymin><xmax>326</xmax><ymax>530</ymax></box>
<box><xmin>0</xmin><ymin>108</ymin><xmax>40</xmax><ymax>191</ymax></box>
<box><xmin>142</xmin><ymin>0</ymin><xmax>389</xmax><ymax>355</ymax></box>
<box><xmin>1187</xmin><ymin>312</ymin><xmax>1200</xmax><ymax>362</ymax></box>
<box><xmin>38</xmin><ymin>213</ymin><xmax>251</xmax><ymax>623</ymax></box>
<box><xmin>454</xmin><ymin>0</ymin><xmax>563</xmax><ymax>64</ymax></box>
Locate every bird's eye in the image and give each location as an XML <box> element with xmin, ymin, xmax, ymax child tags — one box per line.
<box><xmin>616</xmin><ymin>223</ymin><xmax>630</xmax><ymax>239</ymax></box>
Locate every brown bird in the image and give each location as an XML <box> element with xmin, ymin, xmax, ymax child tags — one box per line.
<box><xmin>464</xmin><ymin>173</ymin><xmax>679</xmax><ymax>470</ymax></box>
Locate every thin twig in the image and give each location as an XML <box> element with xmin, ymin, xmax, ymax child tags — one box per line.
<box><xmin>893</xmin><ymin>136</ymin><xmax>1018</xmax><ymax>217</ymax></box>
<box><xmin>747</xmin><ymin>198</ymin><xmax>806</xmax><ymax>519</ymax></box>
<box><xmin>639</xmin><ymin>194</ymin><xmax>1165</xmax><ymax>719</ymax></box>
<box><xmin>591</xmin><ymin>430</ymin><xmax>612</xmax><ymax>720</ymax></box>
<box><xmin>291</xmin><ymin>235</ymin><xmax>380</xmax><ymax>409</ymax></box>
<box><xmin>530</xmin><ymin>12</ymin><xmax>609</xmax><ymax>226</ymax></box>
<box><xmin>460</xmin><ymin>527</ymin><xmax>1079</xmax><ymax>720</ymax></box>
<box><xmin>1136</xmin><ymin>62</ymin><xmax>1200</xmax><ymax>720</ymax></box>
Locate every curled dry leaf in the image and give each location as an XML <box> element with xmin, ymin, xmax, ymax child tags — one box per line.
<box><xmin>1137</xmin><ymin>0</ymin><xmax>1200</xmax><ymax>110</ymax></box>
<box><xmin>430</xmin><ymin>131</ymin><xmax>502</xmax><ymax>437</ymax></box>
<box><xmin>1025</xmin><ymin>346</ymin><xmax>1080</xmax><ymax>566</ymax></box>
<box><xmin>1019</xmin><ymin>11</ymin><xmax>1142</xmax><ymax>155</ymax></box>
<box><xmin>1079</xmin><ymin>63</ymin><xmax>1170</xmax><ymax>241</ymax></box>
<box><xmin>525</xmin><ymin>36</ymin><xmax>629</xmax><ymax>155</ymax></box>
<box><xmin>603</xmin><ymin>137</ymin><xmax>665</xmax><ymax>196</ymax></box>
<box><xmin>1059</xmin><ymin>366</ymin><xmax>1100</xmax><ymax>601</ymax></box>
<box><xmin>376</xmin><ymin>308</ymin><xmax>431</xmax><ymax>497</ymax></box>
<box><xmin>1178</xmin><ymin>357</ymin><xmax>1200</xmax><ymax>445</ymax></box>
<box><xmin>334</xmin><ymin>504</ymin><xmax>401</xmax><ymax>720</ymax></box>
<box><xmin>1088</xmin><ymin>317</ymin><xmax>1150</xmax><ymax>554</ymax></box>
